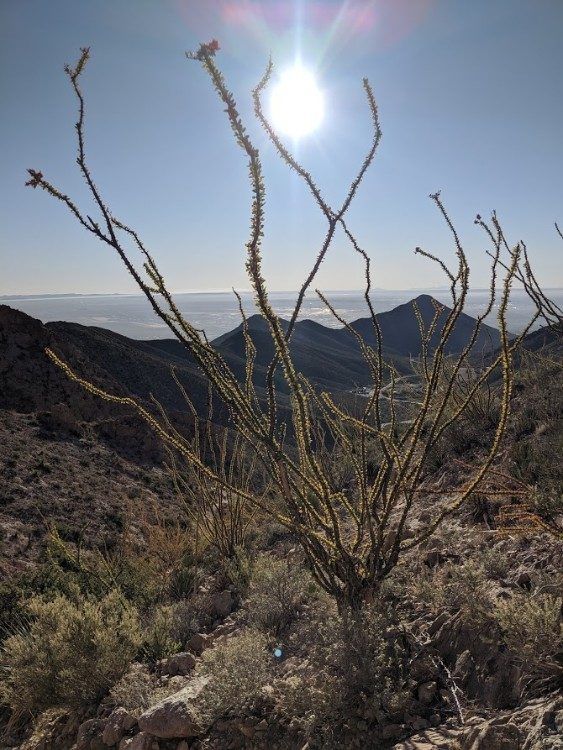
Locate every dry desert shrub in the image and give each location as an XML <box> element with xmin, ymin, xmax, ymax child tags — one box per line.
<box><xmin>0</xmin><ymin>589</ymin><xmax>141</xmax><ymax>716</ymax></box>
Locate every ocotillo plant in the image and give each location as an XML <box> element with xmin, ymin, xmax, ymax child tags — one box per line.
<box><xmin>29</xmin><ymin>42</ymin><xmax>541</xmax><ymax>609</ymax></box>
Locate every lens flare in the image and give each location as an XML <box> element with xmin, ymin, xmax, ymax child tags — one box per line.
<box><xmin>270</xmin><ymin>65</ymin><xmax>324</xmax><ymax>139</ymax></box>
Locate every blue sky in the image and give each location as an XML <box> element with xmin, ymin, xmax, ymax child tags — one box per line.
<box><xmin>1</xmin><ymin>0</ymin><xmax>562</xmax><ymax>295</ymax></box>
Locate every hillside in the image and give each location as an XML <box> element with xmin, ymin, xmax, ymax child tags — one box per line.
<box><xmin>0</xmin><ymin>296</ymin><xmax>506</xmax><ymax>579</ymax></box>
<box><xmin>2</xmin><ymin>293</ymin><xmax>501</xmax><ymax>417</ymax></box>
<box><xmin>212</xmin><ymin>293</ymin><xmax>502</xmax><ymax>385</ymax></box>
<box><xmin>1</xmin><ymin>303</ymin><xmax>561</xmax><ymax>750</ymax></box>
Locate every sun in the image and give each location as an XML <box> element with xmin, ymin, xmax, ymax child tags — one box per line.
<box><xmin>270</xmin><ymin>65</ymin><xmax>325</xmax><ymax>139</ymax></box>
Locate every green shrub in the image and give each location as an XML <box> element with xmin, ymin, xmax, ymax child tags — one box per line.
<box><xmin>194</xmin><ymin>629</ymin><xmax>272</xmax><ymax>723</ymax></box>
<box><xmin>141</xmin><ymin>605</ymin><xmax>182</xmax><ymax>665</ymax></box>
<box><xmin>244</xmin><ymin>554</ymin><xmax>313</xmax><ymax>635</ymax></box>
<box><xmin>411</xmin><ymin>560</ymin><xmax>492</xmax><ymax>624</ymax></box>
<box><xmin>0</xmin><ymin>582</ymin><xmax>26</xmax><ymax>641</ymax></box>
<box><xmin>480</xmin><ymin>544</ymin><xmax>512</xmax><ymax>580</ymax></box>
<box><xmin>219</xmin><ymin>545</ymin><xmax>253</xmax><ymax>593</ymax></box>
<box><xmin>0</xmin><ymin>590</ymin><xmax>141</xmax><ymax>715</ymax></box>
<box><xmin>495</xmin><ymin>593</ymin><xmax>562</xmax><ymax>678</ymax></box>
<box><xmin>279</xmin><ymin>604</ymin><xmax>410</xmax><ymax>738</ymax></box>
<box><xmin>109</xmin><ymin>663</ymin><xmax>157</xmax><ymax>715</ymax></box>
<box><xmin>162</xmin><ymin>593</ymin><xmax>216</xmax><ymax>648</ymax></box>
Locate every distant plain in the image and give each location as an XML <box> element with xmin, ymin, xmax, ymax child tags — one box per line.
<box><xmin>3</xmin><ymin>288</ymin><xmax>561</xmax><ymax>340</ymax></box>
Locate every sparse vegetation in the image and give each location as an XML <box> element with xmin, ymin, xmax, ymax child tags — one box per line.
<box><xmin>278</xmin><ymin>603</ymin><xmax>411</xmax><ymax>742</ymax></box>
<box><xmin>140</xmin><ymin>605</ymin><xmax>182</xmax><ymax>665</ymax></box>
<box><xmin>109</xmin><ymin>663</ymin><xmax>156</xmax><ymax>715</ymax></box>
<box><xmin>244</xmin><ymin>553</ymin><xmax>314</xmax><ymax>635</ymax></box>
<box><xmin>495</xmin><ymin>592</ymin><xmax>562</xmax><ymax>683</ymax></box>
<box><xmin>0</xmin><ymin>590</ymin><xmax>141</xmax><ymax>717</ymax></box>
<box><xmin>194</xmin><ymin>630</ymin><xmax>273</xmax><ymax>724</ymax></box>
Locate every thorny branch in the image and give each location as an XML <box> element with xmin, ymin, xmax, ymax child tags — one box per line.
<box><xmin>28</xmin><ymin>42</ymin><xmax>550</xmax><ymax>608</ymax></box>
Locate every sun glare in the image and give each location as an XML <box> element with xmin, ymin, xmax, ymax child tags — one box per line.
<box><xmin>270</xmin><ymin>65</ymin><xmax>324</xmax><ymax>139</ymax></box>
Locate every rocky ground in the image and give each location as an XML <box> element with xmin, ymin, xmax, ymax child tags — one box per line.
<box><xmin>0</xmin><ymin>306</ymin><xmax>561</xmax><ymax>750</ymax></box>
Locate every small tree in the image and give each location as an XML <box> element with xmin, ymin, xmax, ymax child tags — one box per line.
<box><xmin>28</xmin><ymin>43</ymin><xmax>542</xmax><ymax>609</ymax></box>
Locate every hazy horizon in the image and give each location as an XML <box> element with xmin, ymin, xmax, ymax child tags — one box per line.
<box><xmin>4</xmin><ymin>287</ymin><xmax>558</xmax><ymax>341</ymax></box>
<box><xmin>5</xmin><ymin>283</ymin><xmax>563</xmax><ymax>299</ymax></box>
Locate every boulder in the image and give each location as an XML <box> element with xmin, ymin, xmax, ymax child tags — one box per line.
<box><xmin>102</xmin><ymin>707</ymin><xmax>137</xmax><ymax>746</ymax></box>
<box><xmin>418</xmin><ymin>681</ymin><xmax>438</xmax><ymax>706</ymax></box>
<box><xmin>75</xmin><ymin>718</ymin><xmax>106</xmax><ymax>750</ymax></box>
<box><xmin>118</xmin><ymin>731</ymin><xmax>154</xmax><ymax>750</ymax></box>
<box><xmin>186</xmin><ymin>632</ymin><xmax>213</xmax><ymax>656</ymax></box>
<box><xmin>160</xmin><ymin>651</ymin><xmax>197</xmax><ymax>677</ymax></box>
<box><xmin>392</xmin><ymin>694</ymin><xmax>563</xmax><ymax>750</ymax></box>
<box><xmin>392</xmin><ymin>728</ymin><xmax>459</xmax><ymax>750</ymax></box>
<box><xmin>211</xmin><ymin>589</ymin><xmax>233</xmax><ymax>619</ymax></box>
<box><xmin>461</xmin><ymin>722</ymin><xmax>521</xmax><ymax>750</ymax></box>
<box><xmin>137</xmin><ymin>679</ymin><xmax>208</xmax><ymax>739</ymax></box>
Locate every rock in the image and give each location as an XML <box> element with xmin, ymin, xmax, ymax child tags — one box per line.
<box><xmin>432</xmin><ymin>612</ymin><xmax>520</xmax><ymax>707</ymax></box>
<box><xmin>461</xmin><ymin>722</ymin><xmax>521</xmax><ymax>750</ymax></box>
<box><xmin>394</xmin><ymin>696</ymin><xmax>563</xmax><ymax>750</ymax></box>
<box><xmin>211</xmin><ymin>589</ymin><xmax>233</xmax><ymax>619</ymax></box>
<box><xmin>392</xmin><ymin>727</ymin><xmax>461</xmax><ymax>749</ymax></box>
<box><xmin>137</xmin><ymin>680</ymin><xmax>207</xmax><ymax>739</ymax></box>
<box><xmin>176</xmin><ymin>743</ymin><xmax>190</xmax><ymax>750</ymax></box>
<box><xmin>76</xmin><ymin>718</ymin><xmax>106</xmax><ymax>750</ymax></box>
<box><xmin>458</xmin><ymin>693</ymin><xmax>563</xmax><ymax>750</ymax></box>
<box><xmin>515</xmin><ymin>570</ymin><xmax>532</xmax><ymax>589</ymax></box>
<box><xmin>425</xmin><ymin>549</ymin><xmax>445</xmax><ymax>567</ymax></box>
<box><xmin>118</xmin><ymin>732</ymin><xmax>154</xmax><ymax>750</ymax></box>
<box><xmin>161</xmin><ymin>651</ymin><xmax>197</xmax><ymax>676</ymax></box>
<box><xmin>378</xmin><ymin>724</ymin><xmax>405</xmax><ymax>740</ymax></box>
<box><xmin>255</xmin><ymin>719</ymin><xmax>268</xmax><ymax>733</ymax></box>
<box><xmin>186</xmin><ymin>632</ymin><xmax>213</xmax><ymax>656</ymax></box>
<box><xmin>237</xmin><ymin>720</ymin><xmax>255</xmax><ymax>738</ymax></box>
<box><xmin>102</xmin><ymin>707</ymin><xmax>137</xmax><ymax>746</ymax></box>
<box><xmin>211</xmin><ymin>619</ymin><xmax>238</xmax><ymax>641</ymax></box>
<box><xmin>418</xmin><ymin>681</ymin><xmax>438</xmax><ymax>706</ymax></box>
<box><xmin>412</xmin><ymin>718</ymin><xmax>430</xmax><ymax>731</ymax></box>
<box><xmin>453</xmin><ymin>649</ymin><xmax>474</xmax><ymax>686</ymax></box>
<box><xmin>428</xmin><ymin>611</ymin><xmax>450</xmax><ymax>637</ymax></box>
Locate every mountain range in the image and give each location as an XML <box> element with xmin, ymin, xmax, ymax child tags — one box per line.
<box><xmin>1</xmin><ymin>294</ymin><xmax>504</xmax><ymax>421</ymax></box>
<box><xmin>0</xmin><ymin>296</ymin><xmax>557</xmax><ymax>576</ymax></box>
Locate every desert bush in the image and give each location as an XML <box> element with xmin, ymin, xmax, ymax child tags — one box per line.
<box><xmin>0</xmin><ymin>589</ymin><xmax>141</xmax><ymax>716</ymax></box>
<box><xmin>194</xmin><ymin>629</ymin><xmax>273</xmax><ymax>723</ymax></box>
<box><xmin>279</xmin><ymin>604</ymin><xmax>410</xmax><ymax>737</ymax></box>
<box><xmin>507</xmin><ymin>350</ymin><xmax>563</xmax><ymax>530</ymax></box>
<box><xmin>244</xmin><ymin>553</ymin><xmax>314</xmax><ymax>635</ymax></box>
<box><xmin>109</xmin><ymin>662</ymin><xmax>156</xmax><ymax>715</ymax></box>
<box><xmin>218</xmin><ymin>544</ymin><xmax>253</xmax><ymax>593</ymax></box>
<box><xmin>170</xmin><ymin>427</ymin><xmax>260</xmax><ymax>561</ymax></box>
<box><xmin>141</xmin><ymin>605</ymin><xmax>182</xmax><ymax>665</ymax></box>
<box><xmin>164</xmin><ymin>593</ymin><xmax>217</xmax><ymax>647</ymax></box>
<box><xmin>411</xmin><ymin>560</ymin><xmax>493</xmax><ymax>624</ymax></box>
<box><xmin>480</xmin><ymin>543</ymin><xmax>512</xmax><ymax>580</ymax></box>
<box><xmin>35</xmin><ymin>512</ymin><xmax>205</xmax><ymax>607</ymax></box>
<box><xmin>495</xmin><ymin>592</ymin><xmax>562</xmax><ymax>680</ymax></box>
